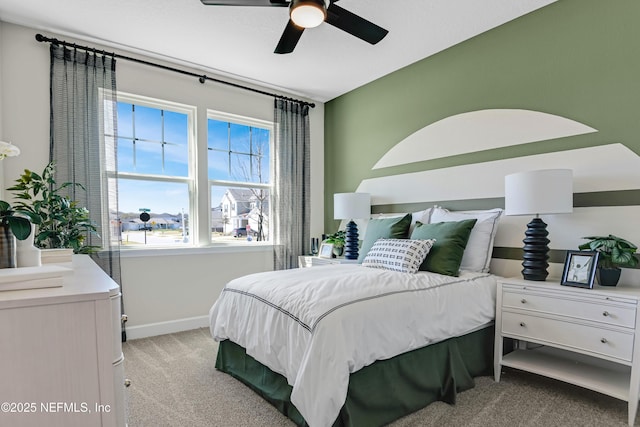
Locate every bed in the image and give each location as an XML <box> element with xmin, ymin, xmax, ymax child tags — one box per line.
<box><xmin>210</xmin><ymin>265</ymin><xmax>498</xmax><ymax>426</ymax></box>
<box><xmin>209</xmin><ymin>207</ymin><xmax>503</xmax><ymax>426</ymax></box>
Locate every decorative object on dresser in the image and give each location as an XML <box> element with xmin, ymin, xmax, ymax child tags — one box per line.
<box><xmin>579</xmin><ymin>235</ymin><xmax>638</xmax><ymax>287</ymax></box>
<box><xmin>0</xmin><ymin>141</ymin><xmax>36</xmax><ymax>269</ymax></box>
<box><xmin>7</xmin><ymin>162</ymin><xmax>99</xmax><ymax>254</ymax></box>
<box><xmin>310</xmin><ymin>237</ymin><xmax>319</xmax><ymax>255</ymax></box>
<box><xmin>333</xmin><ymin>192</ymin><xmax>371</xmax><ymax>260</ymax></box>
<box><xmin>0</xmin><ymin>264</ymin><xmax>68</xmax><ymax>291</ymax></box>
<box><xmin>16</xmin><ymin>223</ymin><xmax>41</xmax><ymax>267</ymax></box>
<box><xmin>560</xmin><ymin>250</ymin><xmax>599</xmax><ymax>288</ymax></box>
<box><xmin>494</xmin><ymin>277</ymin><xmax>640</xmax><ymax>426</ymax></box>
<box><xmin>318</xmin><ymin>242</ymin><xmax>334</xmax><ymax>259</ymax></box>
<box><xmin>0</xmin><ymin>140</ymin><xmax>21</xmax><ymax>160</ymax></box>
<box><xmin>0</xmin><ymin>200</ymin><xmax>33</xmax><ymax>268</ymax></box>
<box><xmin>504</xmin><ymin>169</ymin><xmax>573</xmax><ymax>281</ymax></box>
<box><xmin>323</xmin><ymin>230</ymin><xmax>345</xmax><ymax>257</ymax></box>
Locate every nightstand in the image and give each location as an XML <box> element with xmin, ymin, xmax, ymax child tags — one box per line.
<box><xmin>494</xmin><ymin>277</ymin><xmax>640</xmax><ymax>426</ymax></box>
<box><xmin>298</xmin><ymin>256</ymin><xmax>359</xmax><ymax>268</ymax></box>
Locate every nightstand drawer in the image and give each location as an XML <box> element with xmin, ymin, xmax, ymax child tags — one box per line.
<box><xmin>503</xmin><ymin>290</ymin><xmax>636</xmax><ymax>328</ymax></box>
<box><xmin>502</xmin><ymin>311</ymin><xmax>634</xmax><ymax>362</ymax></box>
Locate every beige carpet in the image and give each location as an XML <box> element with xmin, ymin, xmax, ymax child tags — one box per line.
<box><xmin>123</xmin><ymin>328</ymin><xmax>633</xmax><ymax>426</ymax></box>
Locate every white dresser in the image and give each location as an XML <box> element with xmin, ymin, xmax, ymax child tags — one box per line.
<box><xmin>0</xmin><ymin>255</ymin><xmax>126</xmax><ymax>427</ymax></box>
<box><xmin>494</xmin><ymin>277</ymin><xmax>640</xmax><ymax>426</ymax></box>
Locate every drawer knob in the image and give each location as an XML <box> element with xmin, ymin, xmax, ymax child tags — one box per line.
<box><xmin>519</xmin><ymin>322</ymin><xmax>526</xmax><ymax>327</ymax></box>
<box><xmin>124</xmin><ymin>379</ymin><xmax>131</xmax><ymax>387</ymax></box>
<box><xmin>601</xmin><ymin>338</ymin><xmax>608</xmax><ymax>344</ymax></box>
<box><xmin>521</xmin><ymin>299</ymin><xmax>527</xmax><ymax>304</ymax></box>
<box><xmin>602</xmin><ymin>311</ymin><xmax>609</xmax><ymax>317</ymax></box>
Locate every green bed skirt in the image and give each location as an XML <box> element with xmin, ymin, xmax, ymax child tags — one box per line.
<box><xmin>215</xmin><ymin>324</ymin><xmax>494</xmax><ymax>427</ymax></box>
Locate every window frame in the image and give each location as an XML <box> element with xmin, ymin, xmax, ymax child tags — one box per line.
<box><xmin>207</xmin><ymin>109</ymin><xmax>274</xmax><ymax>244</ymax></box>
<box><xmin>100</xmin><ymin>92</ymin><xmax>276</xmax><ymax>250</ymax></box>
<box><xmin>108</xmin><ymin>91</ymin><xmax>198</xmax><ymax>248</ymax></box>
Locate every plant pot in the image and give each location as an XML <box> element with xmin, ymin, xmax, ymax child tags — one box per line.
<box><xmin>332</xmin><ymin>246</ymin><xmax>344</xmax><ymax>257</ymax></box>
<box><xmin>16</xmin><ymin>223</ymin><xmax>41</xmax><ymax>268</ymax></box>
<box><xmin>597</xmin><ymin>267</ymin><xmax>621</xmax><ymax>286</ymax></box>
<box><xmin>0</xmin><ymin>224</ymin><xmax>16</xmax><ymax>268</ymax></box>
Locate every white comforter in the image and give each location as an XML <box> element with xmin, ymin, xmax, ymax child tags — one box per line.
<box><xmin>209</xmin><ymin>264</ymin><xmax>497</xmax><ymax>427</ymax></box>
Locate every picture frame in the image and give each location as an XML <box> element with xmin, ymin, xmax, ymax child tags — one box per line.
<box><xmin>561</xmin><ymin>250</ymin><xmax>599</xmax><ymax>289</ymax></box>
<box><xmin>318</xmin><ymin>242</ymin><xmax>334</xmax><ymax>259</ymax></box>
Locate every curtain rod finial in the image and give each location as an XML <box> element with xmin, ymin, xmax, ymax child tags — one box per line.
<box><xmin>35</xmin><ymin>34</ymin><xmax>45</xmax><ymax>42</ymax></box>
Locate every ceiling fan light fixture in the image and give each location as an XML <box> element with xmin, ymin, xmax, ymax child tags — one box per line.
<box><xmin>290</xmin><ymin>0</ymin><xmax>326</xmax><ymax>29</ymax></box>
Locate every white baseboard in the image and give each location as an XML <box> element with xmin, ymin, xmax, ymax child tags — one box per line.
<box><xmin>125</xmin><ymin>315</ymin><xmax>210</xmax><ymax>340</ymax></box>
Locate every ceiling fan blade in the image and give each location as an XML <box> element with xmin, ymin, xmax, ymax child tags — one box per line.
<box><xmin>325</xmin><ymin>3</ymin><xmax>388</xmax><ymax>45</ymax></box>
<box><xmin>200</xmin><ymin>0</ymin><xmax>288</xmax><ymax>6</ymax></box>
<box><xmin>274</xmin><ymin>20</ymin><xmax>304</xmax><ymax>54</ymax></box>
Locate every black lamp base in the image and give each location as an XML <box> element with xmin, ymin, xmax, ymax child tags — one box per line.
<box><xmin>344</xmin><ymin>220</ymin><xmax>359</xmax><ymax>260</ymax></box>
<box><xmin>521</xmin><ymin>217</ymin><xmax>550</xmax><ymax>281</ymax></box>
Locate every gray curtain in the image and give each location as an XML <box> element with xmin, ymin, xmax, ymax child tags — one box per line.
<box><xmin>49</xmin><ymin>44</ymin><xmax>123</xmax><ymax>327</ymax></box>
<box><xmin>273</xmin><ymin>99</ymin><xmax>311</xmax><ymax>270</ymax></box>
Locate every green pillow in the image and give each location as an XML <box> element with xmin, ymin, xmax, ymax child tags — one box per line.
<box><xmin>410</xmin><ymin>219</ymin><xmax>477</xmax><ymax>276</ymax></box>
<box><xmin>358</xmin><ymin>213</ymin><xmax>412</xmax><ymax>263</ymax></box>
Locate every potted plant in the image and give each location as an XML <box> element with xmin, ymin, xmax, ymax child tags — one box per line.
<box><xmin>578</xmin><ymin>235</ymin><xmax>638</xmax><ymax>286</ymax></box>
<box><xmin>7</xmin><ymin>162</ymin><xmax>99</xmax><ymax>254</ymax></box>
<box><xmin>324</xmin><ymin>230</ymin><xmax>345</xmax><ymax>257</ymax></box>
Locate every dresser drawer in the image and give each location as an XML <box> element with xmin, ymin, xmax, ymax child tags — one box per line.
<box><xmin>502</xmin><ymin>311</ymin><xmax>634</xmax><ymax>362</ymax></box>
<box><xmin>111</xmin><ymin>291</ymin><xmax>123</xmax><ymax>363</ymax></box>
<box><xmin>503</xmin><ymin>290</ymin><xmax>636</xmax><ymax>328</ymax></box>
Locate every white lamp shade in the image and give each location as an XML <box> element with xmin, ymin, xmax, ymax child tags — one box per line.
<box><xmin>334</xmin><ymin>193</ymin><xmax>371</xmax><ymax>220</ymax></box>
<box><xmin>505</xmin><ymin>169</ymin><xmax>573</xmax><ymax>216</ymax></box>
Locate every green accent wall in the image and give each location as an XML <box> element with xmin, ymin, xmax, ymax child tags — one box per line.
<box><xmin>324</xmin><ymin>0</ymin><xmax>640</xmax><ymax>232</ymax></box>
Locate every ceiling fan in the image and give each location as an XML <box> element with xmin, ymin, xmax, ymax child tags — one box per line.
<box><xmin>200</xmin><ymin>0</ymin><xmax>389</xmax><ymax>54</ymax></box>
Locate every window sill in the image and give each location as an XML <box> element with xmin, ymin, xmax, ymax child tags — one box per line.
<box><xmin>113</xmin><ymin>243</ymin><xmax>274</xmax><ymax>258</ymax></box>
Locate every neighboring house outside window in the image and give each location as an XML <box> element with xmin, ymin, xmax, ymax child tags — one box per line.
<box><xmin>208</xmin><ymin>110</ymin><xmax>272</xmax><ymax>242</ymax></box>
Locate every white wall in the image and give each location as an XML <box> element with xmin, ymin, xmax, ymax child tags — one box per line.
<box><xmin>0</xmin><ymin>22</ymin><xmax>325</xmax><ymax>338</ymax></box>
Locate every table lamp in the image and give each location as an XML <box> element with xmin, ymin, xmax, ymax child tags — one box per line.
<box><xmin>504</xmin><ymin>169</ymin><xmax>573</xmax><ymax>281</ymax></box>
<box><xmin>334</xmin><ymin>193</ymin><xmax>371</xmax><ymax>260</ymax></box>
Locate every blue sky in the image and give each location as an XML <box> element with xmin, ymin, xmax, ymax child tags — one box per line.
<box><xmin>116</xmin><ymin>102</ymin><xmax>270</xmax><ymax>215</ymax></box>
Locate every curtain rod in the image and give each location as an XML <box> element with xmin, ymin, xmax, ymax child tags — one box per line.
<box><xmin>35</xmin><ymin>33</ymin><xmax>315</xmax><ymax>108</ymax></box>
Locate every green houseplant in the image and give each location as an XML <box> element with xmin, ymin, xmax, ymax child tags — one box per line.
<box><xmin>0</xmin><ymin>200</ymin><xmax>32</xmax><ymax>241</ymax></box>
<box><xmin>324</xmin><ymin>230</ymin><xmax>345</xmax><ymax>257</ymax></box>
<box><xmin>578</xmin><ymin>235</ymin><xmax>638</xmax><ymax>286</ymax></box>
<box><xmin>0</xmin><ymin>200</ymin><xmax>33</xmax><ymax>268</ymax></box>
<box><xmin>7</xmin><ymin>162</ymin><xmax>98</xmax><ymax>254</ymax></box>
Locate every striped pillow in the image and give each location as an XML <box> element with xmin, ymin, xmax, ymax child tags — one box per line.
<box><xmin>362</xmin><ymin>238</ymin><xmax>436</xmax><ymax>274</ymax></box>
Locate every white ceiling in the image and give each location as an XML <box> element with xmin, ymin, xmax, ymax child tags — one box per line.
<box><xmin>0</xmin><ymin>0</ymin><xmax>556</xmax><ymax>103</ymax></box>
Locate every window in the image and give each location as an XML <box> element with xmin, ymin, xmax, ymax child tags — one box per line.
<box><xmin>103</xmin><ymin>93</ymin><xmax>273</xmax><ymax>248</ymax></box>
<box><xmin>108</xmin><ymin>93</ymin><xmax>195</xmax><ymax>247</ymax></box>
<box><xmin>208</xmin><ymin>111</ymin><xmax>273</xmax><ymax>243</ymax></box>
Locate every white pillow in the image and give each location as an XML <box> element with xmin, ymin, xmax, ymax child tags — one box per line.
<box><xmin>429</xmin><ymin>207</ymin><xmax>503</xmax><ymax>273</ymax></box>
<box><xmin>362</xmin><ymin>238</ymin><xmax>435</xmax><ymax>274</ymax></box>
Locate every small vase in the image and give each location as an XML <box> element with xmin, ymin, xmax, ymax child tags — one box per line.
<box><xmin>0</xmin><ymin>224</ymin><xmax>17</xmax><ymax>269</ymax></box>
<box><xmin>16</xmin><ymin>224</ymin><xmax>41</xmax><ymax>268</ymax></box>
